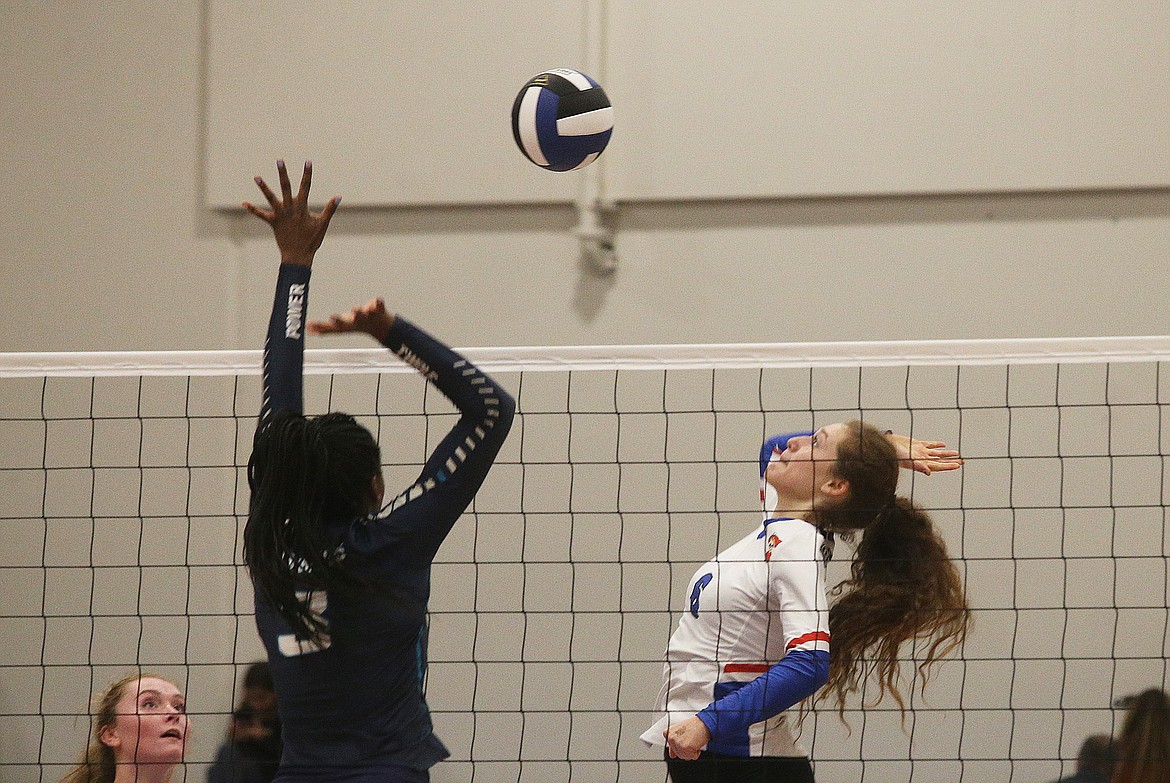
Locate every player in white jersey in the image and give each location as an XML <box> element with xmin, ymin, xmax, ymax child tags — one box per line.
<box><xmin>644</xmin><ymin>423</ymin><xmax>969</xmax><ymax>782</ymax></box>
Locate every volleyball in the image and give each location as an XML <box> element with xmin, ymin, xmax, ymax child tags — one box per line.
<box><xmin>511</xmin><ymin>68</ymin><xmax>613</xmax><ymax>172</ymax></box>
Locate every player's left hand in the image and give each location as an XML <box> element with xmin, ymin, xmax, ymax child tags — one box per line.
<box><xmin>309</xmin><ymin>297</ymin><xmax>396</xmax><ymax>343</ymax></box>
<box><xmin>664</xmin><ymin>716</ymin><xmax>710</xmax><ymax>761</ymax></box>
<box><xmin>885</xmin><ymin>432</ymin><xmax>962</xmax><ymax>475</ymax></box>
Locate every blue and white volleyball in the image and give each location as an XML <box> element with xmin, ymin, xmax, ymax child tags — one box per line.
<box><xmin>511</xmin><ymin>68</ymin><xmax>613</xmax><ymax>172</ymax></box>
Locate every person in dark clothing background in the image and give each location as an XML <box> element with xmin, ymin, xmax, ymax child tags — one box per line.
<box><xmin>208</xmin><ymin>662</ymin><xmax>281</xmax><ymax>783</ymax></box>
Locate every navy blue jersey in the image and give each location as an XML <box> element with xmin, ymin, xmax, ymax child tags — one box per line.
<box><xmin>253</xmin><ymin>264</ymin><xmax>515</xmax><ymax>779</ymax></box>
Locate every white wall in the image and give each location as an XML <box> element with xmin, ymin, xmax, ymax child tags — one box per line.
<box><xmin>1</xmin><ymin>2</ymin><xmax>1167</xmax><ymax>355</ymax></box>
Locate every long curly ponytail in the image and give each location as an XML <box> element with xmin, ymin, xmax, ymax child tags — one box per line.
<box><xmin>817</xmin><ymin>421</ymin><xmax>971</xmax><ymax>716</ymax></box>
<box><xmin>244</xmin><ymin>410</ymin><xmax>381</xmax><ymax>641</ymax></box>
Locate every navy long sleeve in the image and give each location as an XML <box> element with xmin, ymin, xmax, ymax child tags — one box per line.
<box><xmin>358</xmin><ymin>316</ymin><xmax>516</xmax><ymax>564</ymax></box>
<box><xmin>252</xmin><ymin>265</ymin><xmax>514</xmax><ymax>780</ymax></box>
<box><xmin>259</xmin><ymin>263</ymin><xmax>311</xmax><ymax>425</ymax></box>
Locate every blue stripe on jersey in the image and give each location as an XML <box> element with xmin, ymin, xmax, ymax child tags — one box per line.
<box><xmin>759</xmin><ymin>517</ymin><xmax>797</xmax><ymax>538</ymax></box>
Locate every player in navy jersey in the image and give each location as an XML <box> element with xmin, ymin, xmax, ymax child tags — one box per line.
<box><xmin>644</xmin><ymin>423</ymin><xmax>970</xmax><ymax>782</ymax></box>
<box><xmin>241</xmin><ymin>161</ymin><xmax>515</xmax><ymax>782</ymax></box>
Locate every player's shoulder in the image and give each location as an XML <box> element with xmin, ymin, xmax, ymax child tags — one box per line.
<box><xmin>763</xmin><ymin>515</ymin><xmax>821</xmax><ymax>538</ymax></box>
<box><xmin>762</xmin><ymin>517</ymin><xmax>825</xmax><ymax>558</ymax></box>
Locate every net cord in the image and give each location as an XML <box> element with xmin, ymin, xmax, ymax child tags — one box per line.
<box><xmin>3</xmin><ymin>335</ymin><xmax>1170</xmax><ymax>377</ymax></box>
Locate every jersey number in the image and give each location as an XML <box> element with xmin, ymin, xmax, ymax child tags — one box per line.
<box><xmin>277</xmin><ymin>590</ymin><xmax>332</xmax><ymax>657</ymax></box>
<box><xmin>689</xmin><ymin>573</ymin><xmax>713</xmax><ymax>618</ymax></box>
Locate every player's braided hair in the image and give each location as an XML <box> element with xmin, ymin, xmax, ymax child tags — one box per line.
<box><xmin>816</xmin><ymin>420</ymin><xmax>972</xmax><ymax>718</ymax></box>
<box><xmin>244</xmin><ymin>410</ymin><xmax>380</xmax><ymax>642</ymax></box>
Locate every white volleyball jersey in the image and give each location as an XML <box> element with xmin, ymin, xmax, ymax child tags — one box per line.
<box><xmin>641</xmin><ymin>516</ymin><xmax>831</xmax><ymax>757</ymax></box>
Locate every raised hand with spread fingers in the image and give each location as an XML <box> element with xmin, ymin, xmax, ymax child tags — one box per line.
<box><xmin>243</xmin><ymin>160</ymin><xmax>340</xmax><ymax>267</ymax></box>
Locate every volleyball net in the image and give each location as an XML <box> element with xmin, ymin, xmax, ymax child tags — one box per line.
<box><xmin>2</xmin><ymin>337</ymin><xmax>1169</xmax><ymax>783</ymax></box>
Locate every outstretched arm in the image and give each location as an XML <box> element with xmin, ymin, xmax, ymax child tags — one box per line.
<box><xmin>760</xmin><ymin>429</ymin><xmax>960</xmax><ymax>477</ymax></box>
<box><xmin>245</xmin><ymin>160</ymin><xmax>341</xmax><ymax>423</ymax></box>
<box><xmin>313</xmin><ymin>300</ymin><xmax>516</xmax><ymax>562</ymax></box>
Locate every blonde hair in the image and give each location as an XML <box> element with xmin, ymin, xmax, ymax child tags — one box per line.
<box><xmin>1115</xmin><ymin>688</ymin><xmax>1170</xmax><ymax>783</ymax></box>
<box><xmin>60</xmin><ymin>673</ymin><xmax>180</xmax><ymax>783</ymax></box>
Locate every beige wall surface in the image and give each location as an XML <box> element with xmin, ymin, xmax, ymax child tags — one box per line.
<box><xmin>1</xmin><ymin>3</ymin><xmax>1168</xmax><ymax>354</ymax></box>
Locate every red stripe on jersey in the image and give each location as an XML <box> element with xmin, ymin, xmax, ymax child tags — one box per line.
<box><xmin>786</xmin><ymin>631</ymin><xmax>831</xmax><ymax>650</ymax></box>
<box><xmin>723</xmin><ymin>663</ymin><xmax>770</xmax><ymax>674</ymax></box>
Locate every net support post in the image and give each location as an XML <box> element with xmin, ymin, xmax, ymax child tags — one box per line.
<box><xmin>575</xmin><ymin>0</ymin><xmax>617</xmax><ymax>275</ymax></box>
